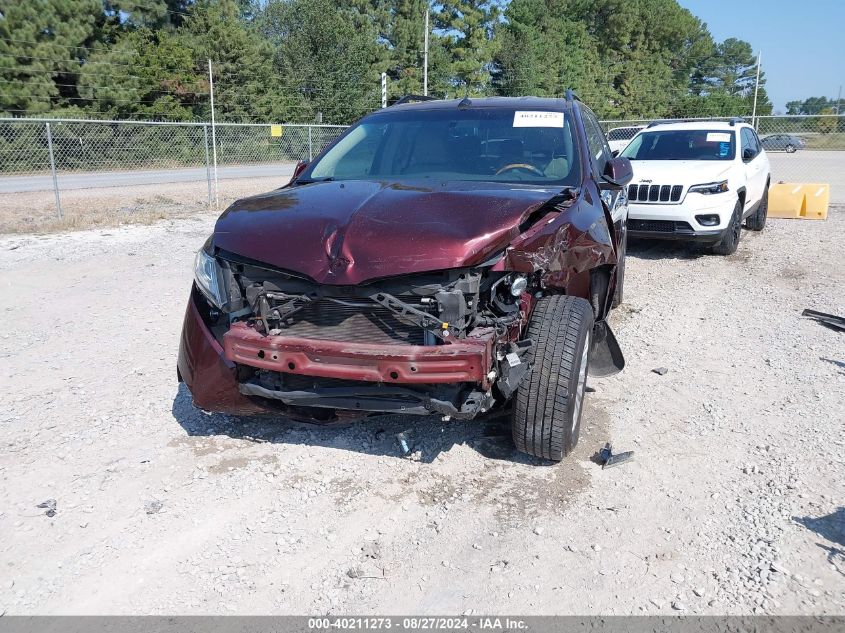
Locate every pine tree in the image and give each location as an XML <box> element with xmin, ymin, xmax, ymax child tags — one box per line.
<box><xmin>435</xmin><ymin>0</ymin><xmax>499</xmax><ymax>95</ymax></box>
<box><xmin>0</xmin><ymin>0</ymin><xmax>102</xmax><ymax>115</ymax></box>
<box><xmin>259</xmin><ymin>0</ymin><xmax>382</xmax><ymax>123</ymax></box>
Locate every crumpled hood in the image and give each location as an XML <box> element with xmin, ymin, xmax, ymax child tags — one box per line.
<box><xmin>629</xmin><ymin>160</ymin><xmax>732</xmax><ymax>185</ymax></box>
<box><xmin>213</xmin><ymin>180</ymin><xmax>558</xmax><ymax>284</ymax></box>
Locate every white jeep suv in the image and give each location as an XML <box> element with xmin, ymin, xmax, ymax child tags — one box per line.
<box><xmin>620</xmin><ymin>119</ymin><xmax>770</xmax><ymax>255</ymax></box>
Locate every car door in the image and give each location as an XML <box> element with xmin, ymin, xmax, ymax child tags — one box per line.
<box><xmin>582</xmin><ymin>108</ymin><xmax>626</xmax><ymax>226</ymax></box>
<box><xmin>740</xmin><ymin>128</ymin><xmax>765</xmax><ymax>212</ymax></box>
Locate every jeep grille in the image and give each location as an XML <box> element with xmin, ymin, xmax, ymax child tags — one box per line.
<box><xmin>628</xmin><ymin>184</ymin><xmax>683</xmax><ymax>203</ymax></box>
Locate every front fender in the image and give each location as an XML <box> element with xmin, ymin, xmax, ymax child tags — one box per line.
<box><xmin>496</xmin><ymin>185</ymin><xmax>617</xmax><ymax>290</ymax></box>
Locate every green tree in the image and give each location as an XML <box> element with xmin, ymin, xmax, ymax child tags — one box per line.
<box><xmin>586</xmin><ymin>0</ymin><xmax>714</xmax><ymax>117</ymax></box>
<box><xmin>493</xmin><ymin>0</ymin><xmax>608</xmax><ymax>107</ymax></box>
<box><xmin>0</xmin><ymin>0</ymin><xmax>102</xmax><ymax>115</ymax></box>
<box><xmin>78</xmin><ymin>27</ymin><xmax>204</xmax><ymax>120</ymax></box>
<box><xmin>435</xmin><ymin>0</ymin><xmax>499</xmax><ymax>95</ymax></box>
<box><xmin>692</xmin><ymin>37</ymin><xmax>760</xmax><ymax>96</ymax></box>
<box><xmin>786</xmin><ymin>96</ymin><xmax>838</xmax><ymax>115</ymax></box>
<box><xmin>102</xmin><ymin>1</ymin><xmax>193</xmax><ymax>29</ymax></box>
<box><xmin>494</xmin><ymin>0</ymin><xmax>714</xmax><ymax>118</ymax></box>
<box><xmin>185</xmin><ymin>0</ymin><xmax>288</xmax><ymax>121</ymax></box>
<box><xmin>816</xmin><ymin>106</ymin><xmax>837</xmax><ymax>134</ymax></box>
<box><xmin>258</xmin><ymin>0</ymin><xmax>382</xmax><ymax>123</ymax></box>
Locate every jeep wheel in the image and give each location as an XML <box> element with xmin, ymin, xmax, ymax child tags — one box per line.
<box><xmin>712</xmin><ymin>199</ymin><xmax>742</xmax><ymax>256</ymax></box>
<box><xmin>511</xmin><ymin>295</ymin><xmax>594</xmax><ymax>461</ymax></box>
<box><xmin>746</xmin><ymin>184</ymin><xmax>768</xmax><ymax>231</ymax></box>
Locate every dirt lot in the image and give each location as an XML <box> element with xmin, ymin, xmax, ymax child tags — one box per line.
<box><xmin>0</xmin><ymin>176</ymin><xmax>285</xmax><ymax>234</ymax></box>
<box><xmin>0</xmin><ymin>209</ymin><xmax>843</xmax><ymax>615</ymax></box>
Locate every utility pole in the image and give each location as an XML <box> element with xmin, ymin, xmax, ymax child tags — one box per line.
<box><xmin>751</xmin><ymin>51</ymin><xmax>761</xmax><ymax>129</ymax></box>
<box><xmin>208</xmin><ymin>59</ymin><xmax>219</xmax><ymax>209</ymax></box>
<box><xmin>836</xmin><ymin>85</ymin><xmax>842</xmax><ymax>115</ymax></box>
<box><xmin>751</xmin><ymin>51</ymin><xmax>763</xmax><ymax>130</ymax></box>
<box><xmin>423</xmin><ymin>8</ymin><xmax>429</xmax><ymax>96</ymax></box>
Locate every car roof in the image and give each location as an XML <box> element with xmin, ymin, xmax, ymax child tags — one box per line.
<box><xmin>643</xmin><ymin>120</ymin><xmax>748</xmax><ymax>132</ymax></box>
<box><xmin>384</xmin><ymin>96</ymin><xmax>574</xmax><ymax>112</ymax></box>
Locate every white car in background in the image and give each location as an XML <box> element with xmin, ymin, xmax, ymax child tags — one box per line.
<box><xmin>620</xmin><ymin>119</ymin><xmax>771</xmax><ymax>255</ymax></box>
<box><xmin>606</xmin><ymin>125</ymin><xmax>646</xmax><ymax>154</ymax></box>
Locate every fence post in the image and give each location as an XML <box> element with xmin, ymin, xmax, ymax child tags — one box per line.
<box><xmin>381</xmin><ymin>72</ymin><xmax>387</xmax><ymax>108</ymax></box>
<box><xmin>45</xmin><ymin>122</ymin><xmax>63</xmax><ymax>219</ymax></box>
<box><xmin>203</xmin><ymin>125</ymin><xmax>213</xmax><ymax>209</ymax></box>
<box><xmin>308</xmin><ymin>126</ymin><xmax>313</xmax><ymax>161</ymax></box>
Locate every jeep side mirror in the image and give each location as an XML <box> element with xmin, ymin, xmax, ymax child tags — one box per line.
<box><xmin>600</xmin><ymin>157</ymin><xmax>633</xmax><ymax>190</ymax></box>
<box><xmin>290</xmin><ymin>160</ymin><xmax>309</xmax><ymax>185</ymax></box>
<box><xmin>611</xmin><ymin>149</ymin><xmax>620</xmax><ymax>158</ymax></box>
<box><xmin>742</xmin><ymin>148</ymin><xmax>754</xmax><ymax>162</ymax></box>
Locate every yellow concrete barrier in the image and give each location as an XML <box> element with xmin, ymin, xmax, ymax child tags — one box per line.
<box><xmin>767</xmin><ymin>183</ymin><xmax>829</xmax><ymax>220</ymax></box>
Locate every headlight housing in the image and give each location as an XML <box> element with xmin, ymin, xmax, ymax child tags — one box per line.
<box><xmin>194</xmin><ymin>248</ymin><xmax>226</xmax><ymax>309</ymax></box>
<box><xmin>688</xmin><ymin>180</ymin><xmax>729</xmax><ymax>195</ymax></box>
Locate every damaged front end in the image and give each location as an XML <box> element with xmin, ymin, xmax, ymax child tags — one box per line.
<box><xmin>197</xmin><ymin>251</ymin><xmax>540</xmax><ymax>422</ymax></box>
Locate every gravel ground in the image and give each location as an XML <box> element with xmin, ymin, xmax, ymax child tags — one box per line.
<box><xmin>0</xmin><ymin>176</ymin><xmax>286</xmax><ymax>234</ymax></box>
<box><xmin>0</xmin><ymin>209</ymin><xmax>843</xmax><ymax>615</ymax></box>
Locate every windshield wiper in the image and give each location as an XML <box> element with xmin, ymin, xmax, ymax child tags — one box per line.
<box><xmin>295</xmin><ymin>176</ymin><xmax>335</xmax><ymax>184</ymax></box>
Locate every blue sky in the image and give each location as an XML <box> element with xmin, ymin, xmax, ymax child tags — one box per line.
<box><xmin>678</xmin><ymin>0</ymin><xmax>845</xmax><ymax>112</ymax></box>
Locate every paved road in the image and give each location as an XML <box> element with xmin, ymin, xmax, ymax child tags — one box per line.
<box><xmin>1</xmin><ymin>152</ymin><xmax>842</xmax><ymax>203</ymax></box>
<box><xmin>755</xmin><ymin>150</ymin><xmax>843</xmax><ymax>203</ymax></box>
<box><xmin>0</xmin><ymin>163</ymin><xmax>296</xmax><ymax>193</ymax></box>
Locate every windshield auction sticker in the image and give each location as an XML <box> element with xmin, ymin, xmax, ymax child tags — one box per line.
<box><xmin>706</xmin><ymin>132</ymin><xmax>732</xmax><ymax>143</ymax></box>
<box><xmin>513</xmin><ymin>111</ymin><xmax>564</xmax><ymax>128</ymax></box>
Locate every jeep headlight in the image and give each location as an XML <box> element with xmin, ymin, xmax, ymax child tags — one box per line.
<box><xmin>688</xmin><ymin>180</ymin><xmax>729</xmax><ymax>195</ymax></box>
<box><xmin>194</xmin><ymin>248</ymin><xmax>225</xmax><ymax>308</ymax></box>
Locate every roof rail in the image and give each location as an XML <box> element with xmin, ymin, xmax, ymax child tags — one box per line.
<box><xmin>564</xmin><ymin>88</ymin><xmax>580</xmax><ymax>102</ymax></box>
<box><xmin>392</xmin><ymin>94</ymin><xmax>437</xmax><ymax>106</ymax></box>
<box><xmin>647</xmin><ymin>119</ymin><xmax>690</xmax><ymax>127</ymax></box>
<box><xmin>648</xmin><ymin>117</ymin><xmax>746</xmax><ymax>128</ymax></box>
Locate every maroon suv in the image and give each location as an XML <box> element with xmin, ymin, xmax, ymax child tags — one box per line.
<box><xmin>178</xmin><ymin>93</ymin><xmax>633</xmax><ymax>461</ymax></box>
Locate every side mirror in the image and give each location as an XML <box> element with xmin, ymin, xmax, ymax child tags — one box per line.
<box><xmin>289</xmin><ymin>160</ymin><xmax>309</xmax><ymax>185</ymax></box>
<box><xmin>611</xmin><ymin>149</ymin><xmax>620</xmax><ymax>158</ymax></box>
<box><xmin>742</xmin><ymin>148</ymin><xmax>755</xmax><ymax>162</ymax></box>
<box><xmin>600</xmin><ymin>156</ymin><xmax>633</xmax><ymax>190</ymax></box>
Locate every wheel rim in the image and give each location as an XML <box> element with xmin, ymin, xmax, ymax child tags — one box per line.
<box><xmin>572</xmin><ymin>332</ymin><xmax>591</xmax><ymax>435</ymax></box>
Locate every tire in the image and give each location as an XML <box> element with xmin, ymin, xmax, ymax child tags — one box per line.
<box><xmin>712</xmin><ymin>199</ymin><xmax>742</xmax><ymax>256</ymax></box>
<box><xmin>511</xmin><ymin>295</ymin><xmax>594</xmax><ymax>461</ymax></box>
<box><xmin>785</xmin><ymin>144</ymin><xmax>796</xmax><ymax>153</ymax></box>
<box><xmin>745</xmin><ymin>184</ymin><xmax>768</xmax><ymax>231</ymax></box>
<box><xmin>612</xmin><ymin>225</ymin><xmax>627</xmax><ymax>308</ymax></box>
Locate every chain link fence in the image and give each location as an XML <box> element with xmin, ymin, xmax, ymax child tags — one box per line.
<box><xmin>1</xmin><ymin>114</ymin><xmax>843</xmax><ymax>233</ymax></box>
<box><xmin>0</xmin><ymin>118</ymin><xmax>347</xmax><ymax>232</ymax></box>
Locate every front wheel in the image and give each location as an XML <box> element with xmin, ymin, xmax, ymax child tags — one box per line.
<box><xmin>785</xmin><ymin>144</ymin><xmax>796</xmax><ymax>153</ymax></box>
<box><xmin>746</xmin><ymin>185</ymin><xmax>768</xmax><ymax>231</ymax></box>
<box><xmin>712</xmin><ymin>199</ymin><xmax>743</xmax><ymax>256</ymax></box>
<box><xmin>511</xmin><ymin>295</ymin><xmax>594</xmax><ymax>461</ymax></box>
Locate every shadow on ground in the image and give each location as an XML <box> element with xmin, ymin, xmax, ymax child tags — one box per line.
<box><xmin>170</xmin><ymin>382</ymin><xmax>551</xmax><ymax>466</ymax></box>
<box><xmin>794</xmin><ymin>507</ymin><xmax>845</xmax><ymax>577</ymax></box>
<box><xmin>627</xmin><ymin>237</ymin><xmax>707</xmax><ymax>261</ymax></box>
<box><xmin>794</xmin><ymin>507</ymin><xmax>845</xmax><ymax>548</ymax></box>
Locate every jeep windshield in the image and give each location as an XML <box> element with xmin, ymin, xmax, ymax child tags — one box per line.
<box><xmin>301</xmin><ymin>107</ymin><xmax>582</xmax><ymax>186</ymax></box>
<box><xmin>621</xmin><ymin>129</ymin><xmax>736</xmax><ymax>161</ymax></box>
